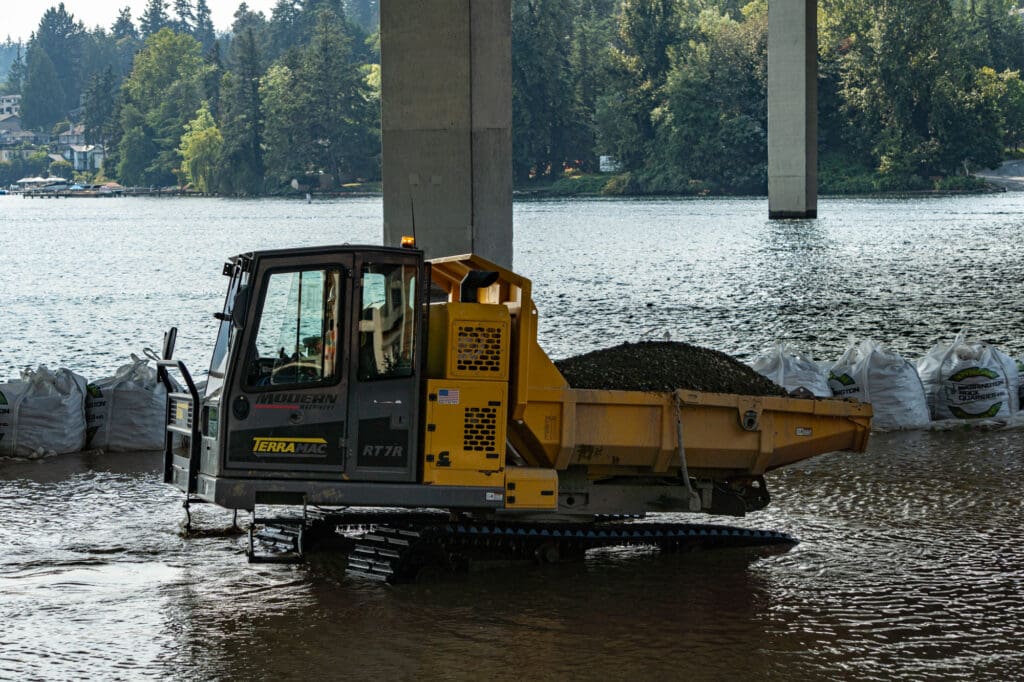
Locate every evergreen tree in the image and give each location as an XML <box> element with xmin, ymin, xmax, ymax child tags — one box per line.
<box><xmin>228</xmin><ymin>3</ymin><xmax>270</xmax><ymax>58</ymax></box>
<box><xmin>6</xmin><ymin>43</ymin><xmax>26</xmax><ymax>94</ymax></box>
<box><xmin>262</xmin><ymin>8</ymin><xmax>377</xmax><ymax>185</ymax></box>
<box><xmin>173</xmin><ymin>0</ymin><xmax>196</xmax><ymax>34</ymax></box>
<box><xmin>83</xmin><ymin>66</ymin><xmax>118</xmax><ymax>146</ymax></box>
<box><xmin>141</xmin><ymin>0</ymin><xmax>171</xmax><ymax>38</ymax></box>
<box><xmin>260</xmin><ymin>62</ymin><xmax>303</xmax><ymax>183</ymax></box>
<box><xmin>81</xmin><ymin>28</ymin><xmax>121</xmax><ymax>85</ymax></box>
<box><xmin>194</xmin><ymin>0</ymin><xmax>217</xmax><ymax>51</ymax></box>
<box><xmin>202</xmin><ymin>42</ymin><xmax>223</xmax><ymax>120</ymax></box>
<box><xmin>112</xmin><ymin>7</ymin><xmax>139</xmax><ymax>40</ymax></box>
<box><xmin>232</xmin><ymin>3</ymin><xmax>269</xmax><ymax>37</ymax></box>
<box><xmin>0</xmin><ymin>39</ymin><xmax>23</xmax><ymax>90</ymax></box>
<box><xmin>117</xmin><ymin>122</ymin><xmax>159</xmax><ymax>185</ymax></box>
<box><xmin>267</xmin><ymin>0</ymin><xmax>352</xmax><ymax>62</ymax></box>
<box><xmin>112</xmin><ymin>9</ymin><xmax>142</xmax><ymax>77</ymax></box>
<box><xmin>268</xmin><ymin>0</ymin><xmax>304</xmax><ymax>59</ymax></box>
<box><xmin>20</xmin><ymin>46</ymin><xmax>65</xmax><ymax>130</ymax></box>
<box><xmin>29</xmin><ymin>3</ymin><xmax>86</xmax><ymax>115</ymax></box>
<box><xmin>345</xmin><ymin>0</ymin><xmax>379</xmax><ymax>31</ymax></box>
<box><xmin>218</xmin><ymin>27</ymin><xmax>265</xmax><ymax>194</ymax></box>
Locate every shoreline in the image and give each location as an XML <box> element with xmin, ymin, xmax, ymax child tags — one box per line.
<box><xmin>8</xmin><ymin>179</ymin><xmax>1010</xmax><ymax>201</ymax></box>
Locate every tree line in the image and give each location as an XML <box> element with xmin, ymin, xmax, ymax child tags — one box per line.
<box><xmin>2</xmin><ymin>0</ymin><xmax>1024</xmax><ymax>194</ymax></box>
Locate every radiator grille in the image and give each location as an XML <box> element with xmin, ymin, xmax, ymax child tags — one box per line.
<box><xmin>463</xmin><ymin>406</ymin><xmax>498</xmax><ymax>452</ymax></box>
<box><xmin>455</xmin><ymin>324</ymin><xmax>505</xmax><ymax>374</ymax></box>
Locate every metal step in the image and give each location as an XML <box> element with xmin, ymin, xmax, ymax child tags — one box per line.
<box><xmin>247</xmin><ymin>523</ymin><xmax>303</xmax><ymax>564</ymax></box>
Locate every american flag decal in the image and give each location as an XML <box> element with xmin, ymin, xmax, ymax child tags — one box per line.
<box><xmin>438</xmin><ymin>388</ymin><xmax>460</xmax><ymax>405</ymax></box>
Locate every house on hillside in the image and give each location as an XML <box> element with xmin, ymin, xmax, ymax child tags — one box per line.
<box><xmin>0</xmin><ymin>113</ymin><xmax>22</xmax><ymax>134</ymax></box>
<box><xmin>7</xmin><ymin>129</ymin><xmax>47</xmax><ymax>146</ymax></box>
<box><xmin>63</xmin><ymin>144</ymin><xmax>105</xmax><ymax>172</ymax></box>
<box><xmin>0</xmin><ymin>146</ymin><xmax>36</xmax><ymax>163</ymax></box>
<box><xmin>0</xmin><ymin>95</ymin><xmax>20</xmax><ymax>117</ymax></box>
<box><xmin>57</xmin><ymin>123</ymin><xmax>86</xmax><ymax>147</ymax></box>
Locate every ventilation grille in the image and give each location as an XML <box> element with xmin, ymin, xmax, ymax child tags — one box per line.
<box><xmin>463</xmin><ymin>406</ymin><xmax>498</xmax><ymax>452</ymax></box>
<box><xmin>455</xmin><ymin>324</ymin><xmax>505</xmax><ymax>374</ymax></box>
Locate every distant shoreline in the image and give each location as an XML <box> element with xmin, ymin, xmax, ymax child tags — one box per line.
<box><xmin>9</xmin><ymin>180</ymin><xmax>1009</xmax><ymax>201</ymax></box>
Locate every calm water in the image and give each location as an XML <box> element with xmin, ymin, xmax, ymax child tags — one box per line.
<box><xmin>1</xmin><ymin>194</ymin><xmax>1023</xmax><ymax>679</ymax></box>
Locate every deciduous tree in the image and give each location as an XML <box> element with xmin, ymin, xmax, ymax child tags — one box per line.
<box><xmin>178</xmin><ymin>100</ymin><xmax>222</xmax><ymax>191</ymax></box>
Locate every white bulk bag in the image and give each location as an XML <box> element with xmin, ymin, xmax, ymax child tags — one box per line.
<box><xmin>831</xmin><ymin>340</ymin><xmax>930</xmax><ymax>430</ymax></box>
<box><xmin>995</xmin><ymin>349</ymin><xmax>1020</xmax><ymax>414</ymax></box>
<box><xmin>86</xmin><ymin>354</ymin><xmax>168</xmax><ymax>452</ymax></box>
<box><xmin>0</xmin><ymin>366</ymin><xmax>87</xmax><ymax>457</ymax></box>
<box><xmin>917</xmin><ymin>332</ymin><xmax>1017</xmax><ymax>420</ymax></box>
<box><xmin>827</xmin><ymin>342</ymin><xmax>864</xmax><ymax>400</ymax></box>
<box><xmin>751</xmin><ymin>343</ymin><xmax>832</xmax><ymax>397</ymax></box>
<box><xmin>1018</xmin><ymin>359</ymin><xmax>1024</xmax><ymax>409</ymax></box>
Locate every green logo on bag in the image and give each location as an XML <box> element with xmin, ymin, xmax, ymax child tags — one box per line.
<box><xmin>0</xmin><ymin>391</ymin><xmax>6</xmax><ymax>405</ymax></box>
<box><xmin>829</xmin><ymin>372</ymin><xmax>856</xmax><ymax>387</ymax></box>
<box><xmin>950</xmin><ymin>403</ymin><xmax>1002</xmax><ymax>419</ymax></box>
<box><xmin>87</xmin><ymin>384</ymin><xmax>103</xmax><ymax>398</ymax></box>
<box><xmin>949</xmin><ymin>367</ymin><xmax>999</xmax><ymax>382</ymax></box>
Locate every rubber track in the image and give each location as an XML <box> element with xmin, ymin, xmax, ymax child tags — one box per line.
<box><xmin>344</xmin><ymin>520</ymin><xmax>796</xmax><ymax>584</ymax></box>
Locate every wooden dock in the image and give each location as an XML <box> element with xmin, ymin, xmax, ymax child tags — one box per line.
<box><xmin>21</xmin><ymin>188</ymin><xmax>202</xmax><ymax>198</ymax></box>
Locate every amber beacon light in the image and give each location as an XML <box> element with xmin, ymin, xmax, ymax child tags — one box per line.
<box><xmin>401</xmin><ymin>235</ymin><xmax>416</xmax><ymax>248</ymax></box>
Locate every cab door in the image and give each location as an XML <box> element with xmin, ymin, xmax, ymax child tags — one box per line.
<box><xmin>223</xmin><ymin>254</ymin><xmax>352</xmax><ymax>477</ymax></box>
<box><xmin>345</xmin><ymin>254</ymin><xmax>423</xmax><ymax>482</ymax></box>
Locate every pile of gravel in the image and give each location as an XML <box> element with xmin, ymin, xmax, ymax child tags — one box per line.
<box><xmin>555</xmin><ymin>341</ymin><xmax>789</xmax><ymax>397</ymax></box>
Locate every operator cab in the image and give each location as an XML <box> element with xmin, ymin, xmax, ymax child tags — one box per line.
<box><xmin>164</xmin><ymin>245</ymin><xmax>427</xmax><ymax>504</ymax></box>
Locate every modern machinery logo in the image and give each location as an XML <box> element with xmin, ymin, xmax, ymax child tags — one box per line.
<box><xmin>252</xmin><ymin>436</ymin><xmax>328</xmax><ymax>455</ymax></box>
<box><xmin>255</xmin><ymin>393</ymin><xmax>339</xmax><ymax>411</ymax></box>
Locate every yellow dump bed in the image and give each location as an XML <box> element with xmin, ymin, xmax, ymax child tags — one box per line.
<box><xmin>516</xmin><ymin>386</ymin><xmax>872</xmax><ymax>479</ymax></box>
<box><xmin>429</xmin><ymin>253</ymin><xmax>872</xmax><ymax>482</ymax></box>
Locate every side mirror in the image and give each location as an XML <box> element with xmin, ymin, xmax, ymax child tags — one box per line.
<box><xmin>231</xmin><ymin>285</ymin><xmax>249</xmax><ymax>330</ymax></box>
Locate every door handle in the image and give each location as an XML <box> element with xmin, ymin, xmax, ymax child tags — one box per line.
<box><xmin>233</xmin><ymin>395</ymin><xmax>250</xmax><ymax>420</ymax></box>
<box><xmin>289</xmin><ymin>411</ymin><xmax>304</xmax><ymax>425</ymax></box>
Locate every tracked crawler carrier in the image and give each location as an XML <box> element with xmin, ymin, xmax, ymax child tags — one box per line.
<box><xmin>160</xmin><ymin>246</ymin><xmax>871</xmax><ymax>581</ymax></box>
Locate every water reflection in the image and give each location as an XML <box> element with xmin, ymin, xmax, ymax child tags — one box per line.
<box><xmin>2</xmin><ymin>195</ymin><xmax>1024</xmax><ymax>678</ymax></box>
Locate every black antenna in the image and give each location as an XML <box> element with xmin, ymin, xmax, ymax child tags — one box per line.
<box><xmin>408</xmin><ymin>187</ymin><xmax>418</xmax><ymax>246</ymax></box>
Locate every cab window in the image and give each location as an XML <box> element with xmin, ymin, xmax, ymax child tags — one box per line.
<box><xmin>358</xmin><ymin>263</ymin><xmax>416</xmax><ymax>381</ymax></box>
<box><xmin>247</xmin><ymin>268</ymin><xmax>341</xmax><ymax>387</ymax></box>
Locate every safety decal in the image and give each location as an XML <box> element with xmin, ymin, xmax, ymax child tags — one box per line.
<box><xmin>438</xmin><ymin>389</ymin><xmax>460</xmax><ymax>405</ymax></box>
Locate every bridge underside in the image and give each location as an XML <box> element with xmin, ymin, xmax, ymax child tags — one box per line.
<box><xmin>380</xmin><ymin>0</ymin><xmax>817</xmax><ymax>260</ymax></box>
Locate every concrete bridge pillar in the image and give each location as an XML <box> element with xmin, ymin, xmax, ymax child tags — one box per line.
<box><xmin>381</xmin><ymin>0</ymin><xmax>513</xmax><ymax>268</ymax></box>
<box><xmin>768</xmin><ymin>0</ymin><xmax>818</xmax><ymax>219</ymax></box>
